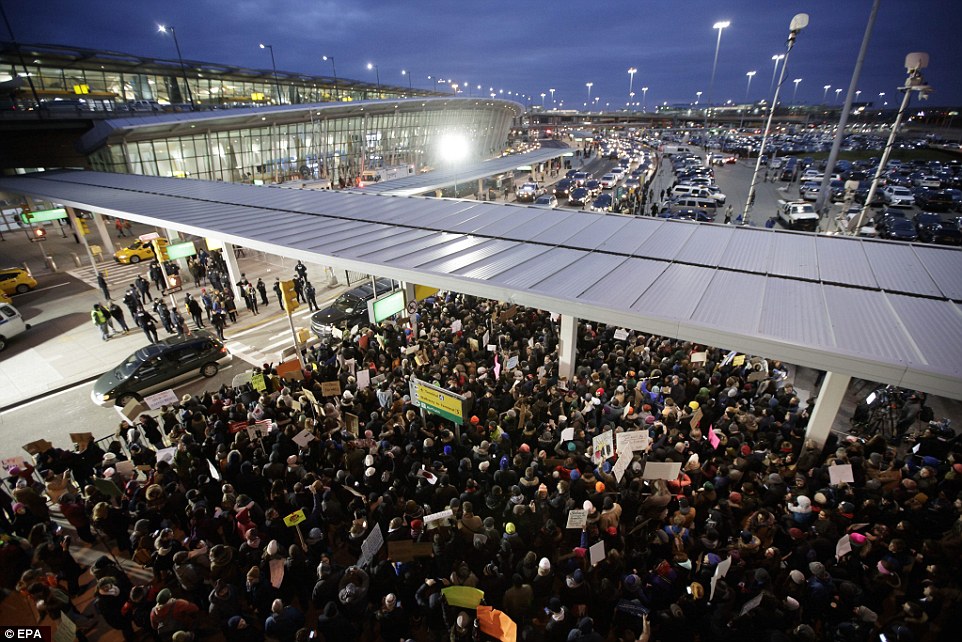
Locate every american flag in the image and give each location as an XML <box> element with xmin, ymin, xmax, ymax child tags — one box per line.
<box><xmin>229</xmin><ymin>419</ymin><xmax>272</xmax><ymax>435</ymax></box>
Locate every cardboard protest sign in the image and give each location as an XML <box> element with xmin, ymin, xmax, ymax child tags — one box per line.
<box><xmin>321</xmin><ymin>380</ymin><xmax>341</xmax><ymax>397</ymax></box>
<box><xmin>1</xmin><ymin>455</ymin><xmax>26</xmax><ymax>470</ymax></box>
<box><xmin>498</xmin><ymin>305</ymin><xmax>518</xmax><ymax>322</ymax></box>
<box><xmin>476</xmin><ymin>606</ymin><xmax>517</xmax><ymax>642</ymax></box>
<box><xmin>689</xmin><ymin>407</ymin><xmax>704</xmax><ymax>430</ymax></box>
<box><xmin>566</xmin><ymin>509</ymin><xmax>588</xmax><ymax>529</ymax></box>
<box><xmin>93</xmin><ymin>477</ymin><xmax>122</xmax><ymax>497</ymax></box>
<box><xmin>591</xmin><ymin>431</ymin><xmax>614</xmax><ymax>465</ymax></box>
<box><xmin>120</xmin><ymin>399</ymin><xmax>148</xmax><ymax>421</ymax></box>
<box><xmin>144</xmin><ymin>389</ymin><xmax>178</xmax><ymax>410</ymax></box>
<box><xmin>747</xmin><ymin>369</ymin><xmax>767</xmax><ymax>383</ymax></box>
<box><xmin>269</xmin><ymin>558</ymin><xmax>285</xmax><ymax>588</ymax></box>
<box><xmin>613</xmin><ymin>454</ymin><xmax>630</xmax><ymax>482</ymax></box>
<box><xmin>442</xmin><ymin>586</ymin><xmax>484</xmax><ymax>609</ymax></box>
<box><xmin>690</xmin><ymin>351</ymin><xmax>707</xmax><ymax>364</ymax></box>
<box><xmin>292</xmin><ymin>429</ymin><xmax>315</xmax><ymax>448</ymax></box>
<box><xmin>589</xmin><ymin>541</ymin><xmax>606</xmax><ymax>566</ymax></box>
<box><xmin>69</xmin><ymin>433</ymin><xmax>96</xmax><ymax>448</ymax></box>
<box><xmin>344</xmin><ymin>413</ymin><xmax>359</xmax><ymax>437</ymax></box>
<box><xmin>284</xmin><ymin>509</ymin><xmax>307</xmax><ymax>527</ymax></box>
<box><xmin>616</xmin><ymin>431</ymin><xmax>649</xmax><ymax>454</ymax></box>
<box><xmin>642</xmin><ymin>461</ymin><xmax>682</xmax><ymax>481</ymax></box>
<box><xmin>829</xmin><ymin>464</ymin><xmax>855</xmax><ymax>485</ymax></box>
<box><xmin>251</xmin><ymin>372</ymin><xmax>267</xmax><ymax>392</ymax></box>
<box><xmin>115</xmin><ymin>460</ymin><xmax>135</xmax><ymax>477</ymax></box>
<box><xmin>275</xmin><ymin>360</ymin><xmax>303</xmax><ymax>380</ymax></box>
<box><xmin>357</xmin><ymin>524</ymin><xmax>383</xmax><ymax>567</ymax></box>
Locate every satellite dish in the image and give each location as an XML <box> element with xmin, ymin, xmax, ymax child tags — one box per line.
<box><xmin>790</xmin><ymin>13</ymin><xmax>810</xmax><ymax>31</ymax></box>
<box><xmin>905</xmin><ymin>52</ymin><xmax>929</xmax><ymax>71</ymax></box>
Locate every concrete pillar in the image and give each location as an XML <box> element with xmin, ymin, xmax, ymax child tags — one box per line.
<box><xmin>165</xmin><ymin>228</ymin><xmax>190</xmax><ymax>273</ymax></box>
<box><xmin>477</xmin><ymin>178</ymin><xmax>484</xmax><ymax>199</ymax></box>
<box><xmin>91</xmin><ymin>211</ymin><xmax>116</xmax><ymax>254</ymax></box>
<box><xmin>804</xmin><ymin>371</ymin><xmax>851</xmax><ymax>448</ymax></box>
<box><xmin>222</xmin><ymin>241</ymin><xmax>244</xmax><ymax>299</ymax></box>
<box><xmin>558</xmin><ymin>314</ymin><xmax>578</xmax><ymax>382</ymax></box>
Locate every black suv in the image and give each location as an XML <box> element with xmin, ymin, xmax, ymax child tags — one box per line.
<box><xmin>91</xmin><ymin>332</ymin><xmax>231</xmax><ymax>406</ymax></box>
<box><xmin>310</xmin><ymin>278</ymin><xmax>394</xmax><ymax>337</ymax></box>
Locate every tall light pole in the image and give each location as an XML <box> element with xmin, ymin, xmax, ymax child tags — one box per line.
<box><xmin>695</xmin><ymin>91</ymin><xmax>702</xmax><ymax>105</ymax></box>
<box><xmin>549</xmin><ymin>88</ymin><xmax>555</xmax><ymax>105</ymax></box>
<box><xmin>707</xmin><ymin>20</ymin><xmax>730</xmax><ymax>124</ymax></box>
<box><xmin>540</xmin><ymin>92</ymin><xmax>546</xmax><ymax>109</ymax></box>
<box><xmin>792</xmin><ymin>78</ymin><xmax>802</xmax><ymax>104</ymax></box>
<box><xmin>770</xmin><ymin>54</ymin><xmax>785</xmax><ymax>91</ymax></box>
<box><xmin>259</xmin><ymin>43</ymin><xmax>282</xmax><ymax>104</ymax></box>
<box><xmin>586</xmin><ymin>82</ymin><xmax>593</xmax><ymax>105</ymax></box>
<box><xmin>629</xmin><ymin>91</ymin><xmax>635</xmax><ymax>109</ymax></box>
<box><xmin>745</xmin><ymin>70</ymin><xmax>757</xmax><ymax>100</ymax></box>
<box><xmin>822</xmin><ymin>84</ymin><xmax>831</xmax><ymax>103</ymax></box>
<box><xmin>641</xmin><ymin>86</ymin><xmax>648</xmax><ymax>111</ymax></box>
<box><xmin>401</xmin><ymin>69</ymin><xmax>413</xmax><ymax>90</ymax></box>
<box><xmin>745</xmin><ymin>13</ymin><xmax>810</xmax><ymax>223</ymax></box>
<box><xmin>854</xmin><ymin>53</ymin><xmax>932</xmax><ymax>233</ymax></box>
<box><xmin>835</xmin><ymin>87</ymin><xmax>842</xmax><ymax>104</ymax></box>
<box><xmin>322</xmin><ymin>55</ymin><xmax>338</xmax><ymax>101</ymax></box>
<box><xmin>628</xmin><ymin>67</ymin><xmax>637</xmax><ymax>101</ymax></box>
<box><xmin>878</xmin><ymin>91</ymin><xmax>885</xmax><ymax>107</ymax></box>
<box><xmin>855</xmin><ymin>89</ymin><xmax>862</xmax><ymax>102</ymax></box>
<box><xmin>367</xmin><ymin>62</ymin><xmax>380</xmax><ymax>94</ymax></box>
<box><xmin>157</xmin><ymin>25</ymin><xmax>195</xmax><ymax>109</ymax></box>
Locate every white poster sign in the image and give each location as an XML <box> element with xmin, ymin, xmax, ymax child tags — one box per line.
<box><xmin>642</xmin><ymin>461</ymin><xmax>682</xmax><ymax>480</ymax></box>
<box><xmin>144</xmin><ymin>389</ymin><xmax>179</xmax><ymax>410</ymax></box>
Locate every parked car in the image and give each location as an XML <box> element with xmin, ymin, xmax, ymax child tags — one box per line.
<box><xmin>881</xmin><ymin>185</ymin><xmax>915</xmax><ymax>207</ymax></box>
<box><xmin>0</xmin><ymin>302</ymin><xmax>29</xmax><ymax>351</ymax></box>
<box><xmin>914</xmin><ymin>188</ymin><xmax>954</xmax><ymax>212</ymax></box>
<box><xmin>877</xmin><ymin>216</ymin><xmax>918</xmax><ymax>242</ymax></box>
<box><xmin>90</xmin><ymin>332</ymin><xmax>231</xmax><ymax>406</ymax></box>
<box><xmin>0</xmin><ymin>266</ymin><xmax>37</xmax><ymax>295</ymax></box>
<box><xmin>310</xmin><ymin>278</ymin><xmax>394</xmax><ymax>336</ymax></box>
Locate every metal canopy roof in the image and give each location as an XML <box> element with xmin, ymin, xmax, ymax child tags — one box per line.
<box><xmin>353</xmin><ymin>144</ymin><xmax>573</xmax><ymax>196</ymax></box>
<box><xmin>2</xmin><ymin>170</ymin><xmax>961</xmax><ymax>399</ymax></box>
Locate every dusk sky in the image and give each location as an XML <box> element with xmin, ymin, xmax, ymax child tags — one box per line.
<box><xmin>7</xmin><ymin>0</ymin><xmax>961</xmax><ymax>107</ymax></box>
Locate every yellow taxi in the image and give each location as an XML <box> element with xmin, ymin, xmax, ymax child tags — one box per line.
<box><xmin>0</xmin><ymin>267</ymin><xmax>38</xmax><ymax>295</ymax></box>
<box><xmin>113</xmin><ymin>240</ymin><xmax>156</xmax><ymax>264</ymax></box>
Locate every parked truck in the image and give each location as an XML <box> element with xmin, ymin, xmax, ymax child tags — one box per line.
<box><xmin>357</xmin><ymin>164</ymin><xmax>415</xmax><ymax>187</ymax></box>
<box><xmin>777</xmin><ymin>200</ymin><xmax>819</xmax><ymax>231</ymax></box>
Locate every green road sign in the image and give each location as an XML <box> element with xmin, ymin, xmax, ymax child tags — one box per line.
<box><xmin>21</xmin><ymin>208</ymin><xmax>67</xmax><ymax>223</ymax></box>
<box><xmin>166</xmin><ymin>241</ymin><xmax>197</xmax><ymax>260</ymax></box>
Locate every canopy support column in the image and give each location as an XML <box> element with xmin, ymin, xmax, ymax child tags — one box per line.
<box><xmin>222</xmin><ymin>241</ymin><xmax>243</xmax><ymax>299</ymax></box>
<box><xmin>558</xmin><ymin>314</ymin><xmax>578</xmax><ymax>382</ymax></box>
<box><xmin>804</xmin><ymin>371</ymin><xmax>851</xmax><ymax>448</ymax></box>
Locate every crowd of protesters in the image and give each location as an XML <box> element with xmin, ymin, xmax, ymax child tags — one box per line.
<box><xmin>6</xmin><ymin>290</ymin><xmax>962</xmax><ymax>642</ymax></box>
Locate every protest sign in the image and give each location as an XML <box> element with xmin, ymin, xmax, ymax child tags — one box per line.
<box><xmin>284</xmin><ymin>509</ymin><xmax>307</xmax><ymax>527</ymax></box>
<box><xmin>829</xmin><ymin>464</ymin><xmax>855</xmax><ymax>485</ymax></box>
<box><xmin>442</xmin><ymin>586</ymin><xmax>484</xmax><ymax>609</ymax></box>
<box><xmin>591</xmin><ymin>431</ymin><xmax>614</xmax><ymax>465</ymax></box>
<box><xmin>144</xmin><ymin>389</ymin><xmax>178</xmax><ymax>409</ymax></box>
<box><xmin>566</xmin><ymin>509</ymin><xmax>588</xmax><ymax>529</ymax></box>
<box><xmin>642</xmin><ymin>461</ymin><xmax>682</xmax><ymax>480</ymax></box>
<box><xmin>616</xmin><ymin>431</ymin><xmax>649</xmax><ymax>454</ymax></box>
<box><xmin>321</xmin><ymin>380</ymin><xmax>341</xmax><ymax>397</ymax></box>
<box><xmin>836</xmin><ymin>534</ymin><xmax>852</xmax><ymax>560</ymax></box>
<box><xmin>292</xmin><ymin>429</ymin><xmax>315</xmax><ymax>448</ymax></box>
<box><xmin>613</xmin><ymin>328</ymin><xmax>629</xmax><ymax>341</ymax></box>
<box><xmin>590</xmin><ymin>541</ymin><xmax>606</xmax><ymax>566</ymax></box>
<box><xmin>357</xmin><ymin>524</ymin><xmax>383</xmax><ymax>567</ymax></box>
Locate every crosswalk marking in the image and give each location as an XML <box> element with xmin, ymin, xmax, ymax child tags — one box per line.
<box><xmin>67</xmin><ymin>261</ymin><xmax>151</xmax><ymax>293</ymax></box>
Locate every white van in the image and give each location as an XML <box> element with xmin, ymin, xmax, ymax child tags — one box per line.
<box><xmin>0</xmin><ymin>303</ymin><xmax>28</xmax><ymax>351</ymax></box>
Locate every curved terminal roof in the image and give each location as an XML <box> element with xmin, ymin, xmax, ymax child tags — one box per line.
<box><xmin>80</xmin><ymin>96</ymin><xmax>525</xmax><ymax>153</ymax></box>
<box><xmin>2</xmin><ymin>170</ymin><xmax>960</xmax><ymax>399</ymax></box>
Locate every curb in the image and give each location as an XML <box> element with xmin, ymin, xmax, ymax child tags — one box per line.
<box><xmin>0</xmin><ymin>371</ymin><xmax>104</xmax><ymax>414</ymax></box>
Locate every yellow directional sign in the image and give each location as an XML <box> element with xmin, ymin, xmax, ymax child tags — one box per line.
<box><xmin>409</xmin><ymin>377</ymin><xmax>464</xmax><ymax>425</ymax></box>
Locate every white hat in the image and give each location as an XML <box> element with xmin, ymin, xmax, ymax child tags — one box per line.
<box><xmin>364</xmin><ymin>455</ymin><xmax>375</xmax><ymax>467</ymax></box>
<box><xmin>343</xmin><ymin>390</ymin><xmax>354</xmax><ymax>401</ymax></box>
<box><xmin>384</xmin><ymin>593</ymin><xmax>397</xmax><ymax>611</ymax></box>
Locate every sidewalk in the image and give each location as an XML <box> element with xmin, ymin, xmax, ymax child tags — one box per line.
<box><xmin>0</xmin><ymin>218</ymin><xmax>348</xmax><ymax>409</ymax></box>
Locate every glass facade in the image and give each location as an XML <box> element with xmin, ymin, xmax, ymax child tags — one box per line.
<box><xmin>0</xmin><ymin>42</ymin><xmax>432</xmax><ymax>110</ymax></box>
<box><xmin>87</xmin><ymin>101</ymin><xmax>519</xmax><ymax>186</ymax></box>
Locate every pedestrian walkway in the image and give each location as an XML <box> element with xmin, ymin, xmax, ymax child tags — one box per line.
<box><xmin>66</xmin><ymin>260</ymin><xmax>148</xmax><ymax>295</ymax></box>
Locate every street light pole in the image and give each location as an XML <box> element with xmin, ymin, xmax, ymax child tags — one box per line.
<box><xmin>367</xmin><ymin>63</ymin><xmax>380</xmax><ymax>94</ymax></box>
<box><xmin>402</xmin><ymin>69</ymin><xmax>413</xmax><ymax>89</ymax></box>
<box><xmin>770</xmin><ymin>54</ymin><xmax>785</xmax><ymax>91</ymax></box>
<box><xmin>745</xmin><ymin>70</ymin><xmax>756</xmax><ymax>100</ymax></box>
<box><xmin>158</xmin><ymin>25</ymin><xmax>195</xmax><ymax>109</ymax></box>
<box><xmin>540</xmin><ymin>92</ymin><xmax>546</xmax><ymax>109</ymax></box>
<box><xmin>628</xmin><ymin>67</ymin><xmax>637</xmax><ymax>104</ymax></box>
<box><xmin>586</xmin><ymin>82</ymin><xmax>593</xmax><ymax>106</ymax></box>
<box><xmin>792</xmin><ymin>78</ymin><xmax>802</xmax><ymax>105</ymax></box>
<box><xmin>744</xmin><ymin>13</ymin><xmax>810</xmax><ymax>224</ymax></box>
<box><xmin>854</xmin><ymin>53</ymin><xmax>932</xmax><ymax>233</ymax></box>
<box><xmin>322</xmin><ymin>55</ymin><xmax>338</xmax><ymax>101</ymax></box>
<box><xmin>259</xmin><ymin>44</ymin><xmax>281</xmax><ymax>105</ymax></box>
<box><xmin>707</xmin><ymin>20</ymin><xmax>730</xmax><ymax>126</ymax></box>
<box><xmin>642</xmin><ymin>87</ymin><xmax>648</xmax><ymax>112</ymax></box>
<box><xmin>835</xmin><ymin>88</ymin><xmax>842</xmax><ymax>104</ymax></box>
<box><xmin>823</xmin><ymin>84</ymin><xmax>831</xmax><ymax>104</ymax></box>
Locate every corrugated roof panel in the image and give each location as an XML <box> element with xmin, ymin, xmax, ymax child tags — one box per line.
<box><xmin>366</xmin><ymin>232</ymin><xmax>465</xmax><ymax>262</ymax></box>
<box><xmin>321</xmin><ymin>228</ymin><xmax>435</xmax><ymax>256</ymax></box>
<box><xmin>718</xmin><ymin>227</ymin><xmax>774</xmax><ymax>273</ymax></box>
<box><xmin>488</xmin><ymin>248</ymin><xmax>587</xmax><ymax>289</ymax></box>
<box><xmin>456</xmin><ymin>244</ymin><xmax>550</xmax><ymax>280</ymax></box>
<box><xmin>416</xmin><ymin>239</ymin><xmax>520</xmax><ymax>274</ymax></box>
<box><xmin>862</xmin><ymin>242</ymin><xmax>941</xmax><ymax>297</ymax></box>
<box><xmin>822</xmin><ymin>286</ymin><xmax>919</xmax><ymax>364</ymax></box>
<box><xmin>389</xmin><ymin>235</ymin><xmax>484</xmax><ymax>268</ymax></box>
<box><xmin>497</xmin><ymin>210</ymin><xmax>577</xmax><ymax>242</ymax></box>
<box><xmin>913</xmin><ymin>245</ymin><xmax>962</xmax><ymax>301</ymax></box>
<box><xmin>469</xmin><ymin>210</ymin><xmax>541</xmax><ymax>238</ymax></box>
<box><xmin>691</xmin><ymin>270</ymin><xmax>766</xmax><ymax>333</ymax></box>
<box><xmin>531</xmin><ymin>253</ymin><xmax>628</xmax><ymax>298</ymax></box>
<box><xmin>446</xmin><ymin>207</ymin><xmax>524</xmax><ymax>234</ymax></box>
<box><xmin>633</xmin><ymin>221</ymin><xmax>698</xmax><ymax>260</ymax></box>
<box><xmin>770</xmin><ymin>233</ymin><xmax>818</xmax><ymax>280</ymax></box>
<box><xmin>595</xmin><ymin>218</ymin><xmax>661</xmax><ymax>254</ymax></box>
<box><xmin>411</xmin><ymin>203</ymin><xmax>495</xmax><ymax>231</ymax></box>
<box><xmin>675</xmin><ymin>225</ymin><xmax>736</xmax><ymax>265</ymax></box>
<box><xmin>815</xmin><ymin>236</ymin><xmax>877</xmax><ymax>288</ymax></box>
<box><xmin>631</xmin><ymin>263</ymin><xmax>714</xmax><ymax>318</ymax></box>
<box><xmin>307</xmin><ymin>225</ymin><xmax>418</xmax><ymax>254</ymax></box>
<box><xmin>885</xmin><ymin>294</ymin><xmax>962</xmax><ymax>376</ymax></box>
<box><xmin>560</xmin><ymin>215</ymin><xmax>635</xmax><ymax>251</ymax></box>
<box><xmin>578</xmin><ymin>257</ymin><xmax>667</xmax><ymax>308</ymax></box>
<box><xmin>758</xmin><ymin>278</ymin><xmax>835</xmax><ymax>349</ymax></box>
<box><xmin>292</xmin><ymin>223</ymin><xmax>389</xmax><ymax>252</ymax></box>
<box><xmin>525</xmin><ymin>213</ymin><xmax>597</xmax><ymax>246</ymax></box>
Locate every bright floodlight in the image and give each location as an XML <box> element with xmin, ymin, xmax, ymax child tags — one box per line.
<box><xmin>367</xmin><ymin>62</ymin><xmax>373</xmax><ymax>70</ymax></box>
<box><xmin>157</xmin><ymin>25</ymin><xmax>167</xmax><ymax>33</ymax></box>
<box><xmin>259</xmin><ymin>43</ymin><xmax>266</xmax><ymax>49</ymax></box>
<box><xmin>713</xmin><ymin>21</ymin><xmax>730</xmax><ymax>29</ymax></box>
<box><xmin>790</xmin><ymin>13</ymin><xmax>809</xmax><ymax>31</ymax></box>
<box><xmin>440</xmin><ymin>134</ymin><xmax>469</xmax><ymax>163</ymax></box>
<box><xmin>905</xmin><ymin>52</ymin><xmax>929</xmax><ymax>71</ymax></box>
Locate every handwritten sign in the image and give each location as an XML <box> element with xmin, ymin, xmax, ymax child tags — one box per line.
<box><xmin>451</xmin><ymin>319</ymin><xmax>462</xmax><ymax>333</ymax></box>
<box><xmin>356</xmin><ymin>369</ymin><xmax>371</xmax><ymax>389</ymax></box>
<box><xmin>69</xmin><ymin>432</ymin><xmax>95</xmax><ymax>448</ymax></box>
<box><xmin>590</xmin><ymin>540</ymin><xmax>606</xmax><ymax>566</ymax></box>
<box><xmin>442</xmin><ymin>585</ymin><xmax>484</xmax><ymax>609</ymax></box>
<box><xmin>344</xmin><ymin>413</ymin><xmax>359</xmax><ymax>436</ymax></box>
<box><xmin>732</xmin><ymin>354</ymin><xmax>746</xmax><ymax>367</ymax></box>
<box><xmin>616</xmin><ymin>431</ymin><xmax>649</xmax><ymax>454</ymax></box>
<box><xmin>710</xmin><ymin>555</ymin><xmax>732</xmax><ymax>601</ymax></box>
<box><xmin>506</xmin><ymin>355</ymin><xmax>519</xmax><ymax>371</ymax></box>
<box><xmin>836</xmin><ymin>534</ymin><xmax>852</xmax><ymax>560</ymax></box>
<box><xmin>690</xmin><ymin>351</ymin><xmax>707</xmax><ymax>363</ymax></box>
<box><xmin>387</xmin><ymin>540</ymin><xmax>434</xmax><ymax>562</ymax></box>
<box><xmin>829</xmin><ymin>464</ymin><xmax>855</xmax><ymax>485</ymax></box>
<box><xmin>566</xmin><ymin>509</ymin><xmax>588</xmax><ymax>529</ymax></box>
<box><xmin>292</xmin><ymin>429</ymin><xmax>315</xmax><ymax>448</ymax></box>
<box><xmin>144</xmin><ymin>389</ymin><xmax>178</xmax><ymax>410</ymax></box>
<box><xmin>707</xmin><ymin>425</ymin><xmax>720</xmax><ymax>449</ymax></box>
<box><xmin>592</xmin><ymin>432</ymin><xmax>614</xmax><ymax>465</ymax></box>
<box><xmin>424</xmin><ymin>509</ymin><xmax>454</xmax><ymax>525</ymax></box>
<box><xmin>642</xmin><ymin>461</ymin><xmax>682</xmax><ymax>480</ymax></box>
<box><xmin>284</xmin><ymin>509</ymin><xmax>307</xmax><ymax>527</ymax></box>
<box><xmin>613</xmin><ymin>454</ymin><xmax>630</xmax><ymax>482</ymax></box>
<box><xmin>321</xmin><ymin>380</ymin><xmax>341</xmax><ymax>397</ymax></box>
<box><xmin>561</xmin><ymin>427</ymin><xmax>575</xmax><ymax>442</ymax></box>
<box><xmin>251</xmin><ymin>372</ymin><xmax>267</xmax><ymax>392</ymax></box>
<box><xmin>689</xmin><ymin>407</ymin><xmax>704</xmax><ymax>430</ymax></box>
<box><xmin>357</xmin><ymin>524</ymin><xmax>383</xmax><ymax>567</ymax></box>
<box><xmin>269</xmin><ymin>558</ymin><xmax>285</xmax><ymax>588</ymax></box>
<box><xmin>155</xmin><ymin>447</ymin><xmax>176</xmax><ymax>465</ymax></box>
<box><xmin>613</xmin><ymin>328</ymin><xmax>629</xmax><ymax>341</ymax></box>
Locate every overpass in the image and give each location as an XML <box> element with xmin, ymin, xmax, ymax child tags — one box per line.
<box><xmin>1</xmin><ymin>170</ymin><xmax>960</xmax><ymax>447</ymax></box>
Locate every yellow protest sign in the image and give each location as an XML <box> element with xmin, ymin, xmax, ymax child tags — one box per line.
<box><xmin>732</xmin><ymin>354</ymin><xmax>746</xmax><ymax>367</ymax></box>
<box><xmin>283</xmin><ymin>509</ymin><xmax>306</xmax><ymax>527</ymax></box>
<box><xmin>442</xmin><ymin>585</ymin><xmax>484</xmax><ymax>609</ymax></box>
